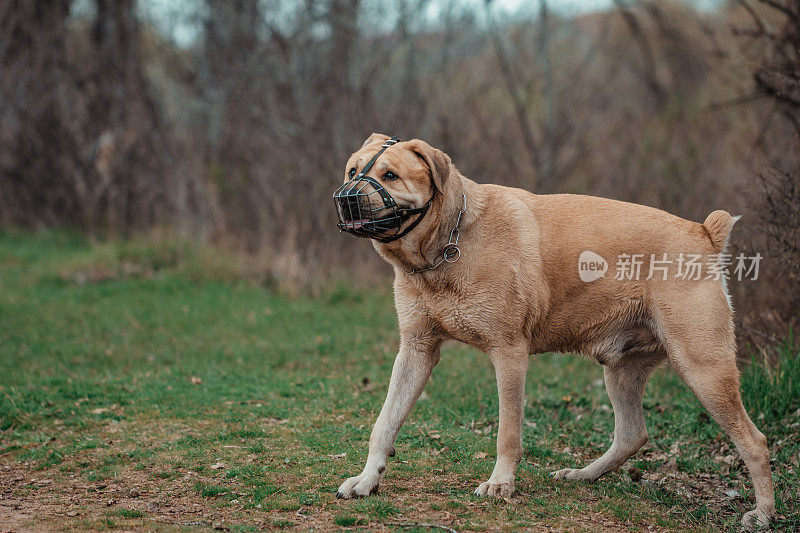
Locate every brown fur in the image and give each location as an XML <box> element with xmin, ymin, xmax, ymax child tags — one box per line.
<box><xmin>335</xmin><ymin>134</ymin><xmax>774</xmax><ymax>530</ymax></box>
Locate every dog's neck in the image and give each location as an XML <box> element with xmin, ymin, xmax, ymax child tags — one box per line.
<box><xmin>373</xmin><ymin>174</ymin><xmax>473</xmax><ymax>274</ymax></box>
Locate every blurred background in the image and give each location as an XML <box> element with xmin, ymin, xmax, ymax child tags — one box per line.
<box><xmin>0</xmin><ymin>0</ymin><xmax>797</xmax><ymax>350</ymax></box>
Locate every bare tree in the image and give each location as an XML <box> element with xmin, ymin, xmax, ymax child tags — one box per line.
<box><xmin>0</xmin><ymin>0</ymin><xmax>82</xmax><ymax>226</ymax></box>
<box><xmin>728</xmin><ymin>0</ymin><xmax>800</xmax><ymax>340</ymax></box>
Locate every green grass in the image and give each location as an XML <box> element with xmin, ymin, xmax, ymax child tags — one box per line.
<box><xmin>334</xmin><ymin>514</ymin><xmax>365</xmax><ymax>527</ymax></box>
<box><xmin>0</xmin><ymin>231</ymin><xmax>798</xmax><ymax>531</ymax></box>
<box><xmin>110</xmin><ymin>508</ymin><xmax>145</xmax><ymax>518</ymax></box>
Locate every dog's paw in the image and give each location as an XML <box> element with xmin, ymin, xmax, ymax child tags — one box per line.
<box><xmin>741</xmin><ymin>508</ymin><xmax>772</xmax><ymax>531</ymax></box>
<box><xmin>336</xmin><ymin>473</ymin><xmax>379</xmax><ymax>499</ymax></box>
<box><xmin>474</xmin><ymin>479</ymin><xmax>515</xmax><ymax>499</ymax></box>
<box><xmin>551</xmin><ymin>468</ymin><xmax>595</xmax><ymax>481</ymax></box>
<box><xmin>551</xmin><ymin>468</ymin><xmax>578</xmax><ymax>480</ymax></box>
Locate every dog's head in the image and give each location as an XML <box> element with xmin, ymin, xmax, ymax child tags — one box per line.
<box><xmin>334</xmin><ymin>133</ymin><xmax>452</xmax><ymax>242</ymax></box>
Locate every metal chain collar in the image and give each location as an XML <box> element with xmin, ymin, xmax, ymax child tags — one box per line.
<box><xmin>406</xmin><ymin>193</ymin><xmax>467</xmax><ymax>274</ymax></box>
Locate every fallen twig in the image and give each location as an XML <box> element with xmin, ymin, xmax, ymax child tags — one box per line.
<box><xmin>145</xmin><ymin>517</ymin><xmax>208</xmax><ymax>526</ymax></box>
<box><xmin>385</xmin><ymin>521</ymin><xmax>458</xmax><ymax>533</ymax></box>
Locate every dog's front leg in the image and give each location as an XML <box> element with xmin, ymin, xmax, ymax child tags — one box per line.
<box><xmin>475</xmin><ymin>347</ymin><xmax>529</xmax><ymax>499</ymax></box>
<box><xmin>337</xmin><ymin>334</ymin><xmax>441</xmax><ymax>499</ymax></box>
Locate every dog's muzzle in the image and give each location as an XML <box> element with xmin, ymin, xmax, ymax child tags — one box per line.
<box><xmin>333</xmin><ymin>137</ymin><xmax>431</xmax><ymax>243</ymax></box>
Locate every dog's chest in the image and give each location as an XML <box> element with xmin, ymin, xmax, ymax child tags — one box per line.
<box><xmin>416</xmin><ymin>289</ymin><xmax>498</xmax><ymax>350</ymax></box>
<box><xmin>399</xmin><ymin>263</ymin><xmax>533</xmax><ymax>351</ymax></box>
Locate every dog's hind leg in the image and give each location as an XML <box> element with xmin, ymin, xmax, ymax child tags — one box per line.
<box><xmin>651</xmin><ymin>285</ymin><xmax>775</xmax><ymax>531</ymax></box>
<box><xmin>552</xmin><ymin>350</ymin><xmax>664</xmax><ymax>481</ymax></box>
<box><xmin>336</xmin><ymin>334</ymin><xmax>442</xmax><ymax>499</ymax></box>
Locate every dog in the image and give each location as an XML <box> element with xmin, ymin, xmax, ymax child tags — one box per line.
<box><xmin>333</xmin><ymin>133</ymin><xmax>774</xmax><ymax>530</ymax></box>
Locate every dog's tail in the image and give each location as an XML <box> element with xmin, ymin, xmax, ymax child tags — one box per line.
<box><xmin>702</xmin><ymin>210</ymin><xmax>740</xmax><ymax>254</ymax></box>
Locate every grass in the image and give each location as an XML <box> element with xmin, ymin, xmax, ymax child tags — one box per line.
<box><xmin>0</xmin><ymin>230</ymin><xmax>798</xmax><ymax>531</ymax></box>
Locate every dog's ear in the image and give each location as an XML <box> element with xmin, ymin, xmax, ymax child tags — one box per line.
<box><xmin>361</xmin><ymin>133</ymin><xmax>390</xmax><ymax>148</ymax></box>
<box><xmin>406</xmin><ymin>139</ymin><xmax>451</xmax><ymax>193</ymax></box>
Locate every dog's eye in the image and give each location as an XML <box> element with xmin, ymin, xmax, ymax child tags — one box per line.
<box><xmin>383</xmin><ymin>171</ymin><xmax>399</xmax><ymax>181</ymax></box>
<box><xmin>348</xmin><ymin>167</ymin><xmax>357</xmax><ymax>178</ymax></box>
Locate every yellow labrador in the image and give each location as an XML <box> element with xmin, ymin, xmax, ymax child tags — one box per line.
<box><xmin>333</xmin><ymin>134</ymin><xmax>774</xmax><ymax>530</ymax></box>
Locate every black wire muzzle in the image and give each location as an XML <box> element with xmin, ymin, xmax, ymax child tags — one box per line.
<box><xmin>333</xmin><ymin>137</ymin><xmax>432</xmax><ymax>243</ymax></box>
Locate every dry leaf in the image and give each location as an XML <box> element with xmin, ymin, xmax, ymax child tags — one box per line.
<box><xmin>425</xmin><ymin>429</ymin><xmax>442</xmax><ymax>440</ymax></box>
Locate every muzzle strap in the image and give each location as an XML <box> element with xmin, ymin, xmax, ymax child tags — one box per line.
<box><xmin>357</xmin><ymin>137</ymin><xmax>399</xmax><ymax>179</ymax></box>
<box><xmin>386</xmin><ymin>199</ymin><xmax>430</xmax><ymax>242</ymax></box>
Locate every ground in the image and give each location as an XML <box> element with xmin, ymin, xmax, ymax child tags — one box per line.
<box><xmin>0</xmin><ymin>232</ymin><xmax>798</xmax><ymax>532</ymax></box>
